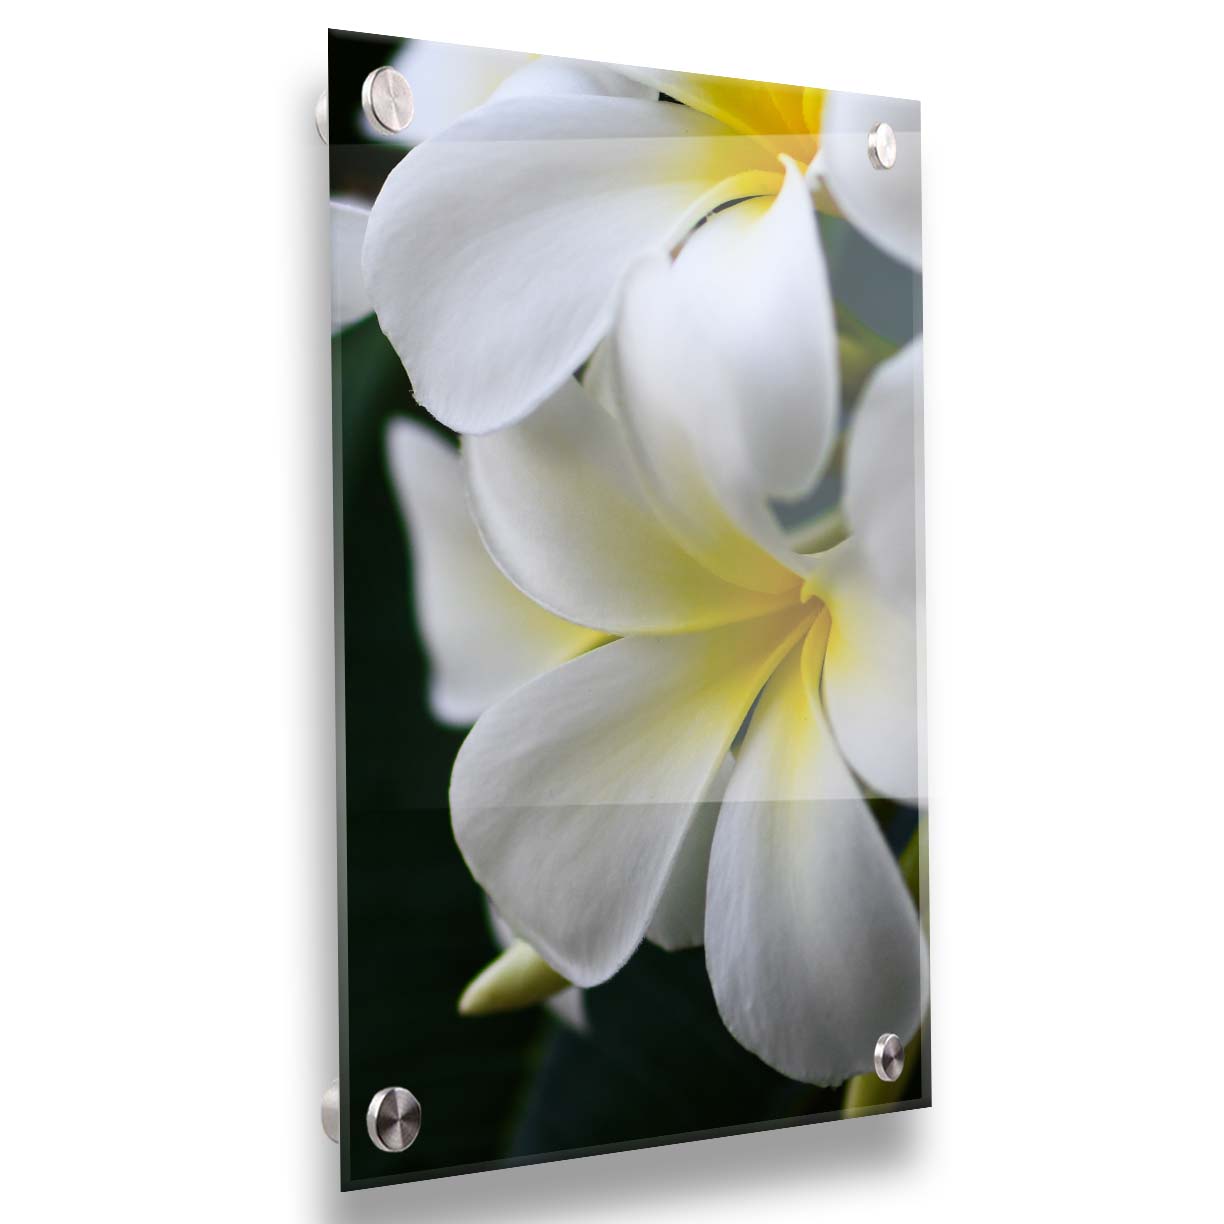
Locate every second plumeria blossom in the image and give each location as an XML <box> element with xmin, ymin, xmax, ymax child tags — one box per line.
<box><xmin>434</xmin><ymin>210</ymin><xmax>927</xmax><ymax>1083</ymax></box>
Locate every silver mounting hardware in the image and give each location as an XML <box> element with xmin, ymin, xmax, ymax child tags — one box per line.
<box><xmin>366</xmin><ymin>1086</ymin><xmax>422</xmax><ymax>1153</ymax></box>
<box><xmin>321</xmin><ymin>1078</ymin><xmax>340</xmax><ymax>1143</ymax></box>
<box><xmin>315</xmin><ymin>91</ymin><xmax>329</xmax><ymax>144</ymax></box>
<box><xmin>361</xmin><ymin>67</ymin><xmax>414</xmax><ymax>135</ymax></box>
<box><xmin>867</xmin><ymin>121</ymin><xmax>897</xmax><ymax>169</ymax></box>
<box><xmin>874</xmin><ymin>1032</ymin><xmax>905</xmax><ymax>1081</ymax></box>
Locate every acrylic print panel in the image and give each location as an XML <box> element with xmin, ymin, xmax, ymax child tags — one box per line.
<box><xmin>328</xmin><ymin>27</ymin><xmax>928</xmax><ymax>1192</ymax></box>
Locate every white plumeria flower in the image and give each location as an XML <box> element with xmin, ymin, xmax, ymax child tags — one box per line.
<box><xmin>363</xmin><ymin>62</ymin><xmax>919</xmax><ymax>436</ymax></box>
<box><xmin>436</xmin><ymin>199</ymin><xmax>927</xmax><ymax>1083</ymax></box>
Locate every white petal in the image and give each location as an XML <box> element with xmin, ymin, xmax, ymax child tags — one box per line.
<box><xmin>806</xmin><ymin>541</ymin><xmax>921</xmax><ymax>801</ymax></box>
<box><xmin>329</xmin><ymin>200</ymin><xmax>371</xmax><ymax>331</ymax></box>
<box><xmin>450</xmin><ymin>607</ymin><xmax>811</xmax><ymax>986</ymax></box>
<box><xmin>486</xmin><ymin>903</ymin><xmax>587</xmax><ymax>1031</ymax></box>
<box><xmin>488</xmin><ymin>57</ymin><xmax>655</xmax><ymax>104</ymax></box>
<box><xmin>646</xmin><ymin>755</ymin><xmax>733</xmax><ymax>950</ymax></box>
<box><xmin>387</xmin><ymin>40</ymin><xmax>533</xmax><ymax>143</ymax></box>
<box><xmin>464</xmin><ymin>380</ymin><xmax>795</xmax><ymax>634</ymax></box>
<box><xmin>843</xmin><ymin>340</ymin><xmax>923</xmax><ymax>611</ymax></box>
<box><xmin>385</xmin><ymin>419</ymin><xmax>602</xmax><ymax>725</ymax></box>
<box><xmin>381</xmin><ymin>45</ymin><xmax>650</xmax><ymax>145</ymax></box>
<box><xmin>818</xmin><ymin>92</ymin><xmax>922</xmax><ymax>269</ymax></box>
<box><xmin>611</xmin><ymin>252</ymin><xmax>809</xmax><ymax>593</ymax></box>
<box><xmin>364</xmin><ymin>95</ymin><xmax>775</xmax><ymax>433</ymax></box>
<box><xmin>666</xmin><ymin>158</ymin><xmax>840</xmax><ymax>498</ymax></box>
<box><xmin>705</xmin><ymin>637</ymin><xmax>925</xmax><ymax>1084</ymax></box>
<box><xmin>542</xmin><ymin>983</ymin><xmax>589</xmax><ymax>1031</ymax></box>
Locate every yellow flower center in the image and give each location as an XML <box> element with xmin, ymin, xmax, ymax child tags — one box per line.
<box><xmin>667</xmin><ymin>75</ymin><xmax>823</xmax><ymax>169</ymax></box>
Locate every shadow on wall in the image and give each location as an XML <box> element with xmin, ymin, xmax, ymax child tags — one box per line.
<box><xmin>320</xmin><ymin>1100</ymin><xmax>927</xmax><ymax>1223</ymax></box>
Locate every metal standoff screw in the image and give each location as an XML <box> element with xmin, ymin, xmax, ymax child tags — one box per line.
<box><xmin>366</xmin><ymin>1086</ymin><xmax>422</xmax><ymax>1153</ymax></box>
<box><xmin>361</xmin><ymin>67</ymin><xmax>414</xmax><ymax>135</ymax></box>
<box><xmin>867</xmin><ymin>121</ymin><xmax>898</xmax><ymax>170</ymax></box>
<box><xmin>321</xmin><ymin>1078</ymin><xmax>340</xmax><ymax>1143</ymax></box>
<box><xmin>874</xmin><ymin>1033</ymin><xmax>905</xmax><ymax>1081</ymax></box>
<box><xmin>314</xmin><ymin>90</ymin><xmax>329</xmax><ymax>144</ymax></box>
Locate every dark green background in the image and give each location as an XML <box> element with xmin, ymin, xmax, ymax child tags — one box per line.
<box><xmin>330</xmin><ymin>28</ymin><xmax>924</xmax><ymax>1192</ymax></box>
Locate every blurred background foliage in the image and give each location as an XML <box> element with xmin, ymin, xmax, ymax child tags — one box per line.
<box><xmin>330</xmin><ymin>29</ymin><xmax>925</xmax><ymax>1190</ymax></box>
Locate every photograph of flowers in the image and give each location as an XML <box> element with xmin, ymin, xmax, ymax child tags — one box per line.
<box><xmin>329</xmin><ymin>27</ymin><xmax>928</xmax><ymax>1191</ymax></box>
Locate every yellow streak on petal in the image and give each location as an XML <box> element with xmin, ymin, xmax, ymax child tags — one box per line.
<box><xmin>802</xmin><ymin>88</ymin><xmax>825</xmax><ymax>141</ymax></box>
<box><xmin>801</xmin><ymin>545</ymin><xmax>907</xmax><ymax>739</ymax></box>
<box><xmin>662</xmin><ymin>167</ymin><xmax>786</xmax><ymax>256</ymax></box>
<box><xmin>690</xmin><ymin>77</ymin><xmax>788</xmax><ymax>135</ymax></box>
<box><xmin>659</xmin><ymin>73</ymin><xmax>809</xmax><ymax>138</ymax></box>
<box><xmin>458</xmin><ymin>939</ymin><xmax>571</xmax><ymax>1016</ymax></box>
<box><xmin>633</xmin><ymin>71</ymin><xmax>821</xmax><ymax>166</ymax></box>
<box><xmin>801</xmin><ymin>549</ymin><xmax>874</xmax><ymax>685</ymax></box>
<box><xmin>767</xmin><ymin>82</ymin><xmax>811</xmax><ymax>134</ymax></box>
<box><xmin>800</xmin><ymin>607</ymin><xmax>833</xmax><ymax>700</ymax></box>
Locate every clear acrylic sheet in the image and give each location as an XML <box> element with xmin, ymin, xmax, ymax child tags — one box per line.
<box><xmin>327</xmin><ymin>27</ymin><xmax>928</xmax><ymax>1191</ymax></box>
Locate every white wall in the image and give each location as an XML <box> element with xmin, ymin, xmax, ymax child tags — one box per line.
<box><xmin>2</xmin><ymin>2</ymin><xmax>1220</xmax><ymax>1220</ymax></box>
